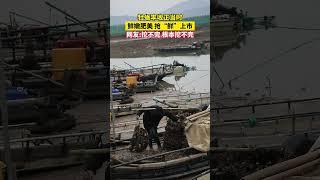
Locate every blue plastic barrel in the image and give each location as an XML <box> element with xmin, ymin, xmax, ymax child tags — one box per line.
<box><xmin>112</xmin><ymin>88</ymin><xmax>120</xmax><ymax>93</ymax></box>
<box><xmin>6</xmin><ymin>87</ymin><xmax>28</xmax><ymax>100</ymax></box>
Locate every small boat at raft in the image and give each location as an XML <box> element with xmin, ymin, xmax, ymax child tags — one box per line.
<box><xmin>154</xmin><ymin>42</ymin><xmax>207</xmax><ymax>53</ymax></box>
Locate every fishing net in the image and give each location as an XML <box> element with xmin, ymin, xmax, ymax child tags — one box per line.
<box><xmin>129</xmin><ymin>125</ymin><xmax>149</xmax><ymax>152</ymax></box>
<box><xmin>163</xmin><ymin>119</ymin><xmax>188</xmax><ymax>150</ymax></box>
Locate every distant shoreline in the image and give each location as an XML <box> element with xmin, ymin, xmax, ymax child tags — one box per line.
<box><xmin>110</xmin><ymin>25</ymin><xmax>210</xmax><ymax>58</ymax></box>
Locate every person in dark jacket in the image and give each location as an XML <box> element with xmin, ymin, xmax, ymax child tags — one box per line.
<box><xmin>137</xmin><ymin>105</ymin><xmax>178</xmax><ymax>149</ymax></box>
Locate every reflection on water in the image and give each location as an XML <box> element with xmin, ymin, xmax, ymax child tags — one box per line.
<box><xmin>211</xmin><ymin>15</ymin><xmax>248</xmax><ymax>62</ymax></box>
<box><xmin>174</xmin><ymin>71</ymin><xmax>187</xmax><ymax>81</ymax></box>
<box><xmin>213</xmin><ymin>33</ymin><xmax>247</xmax><ymax>61</ymax></box>
<box><xmin>111</xmin><ymin>55</ymin><xmax>210</xmax><ymax>93</ymax></box>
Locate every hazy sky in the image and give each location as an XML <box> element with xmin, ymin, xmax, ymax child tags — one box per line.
<box><xmin>0</xmin><ymin>0</ymin><xmax>108</xmax><ymax>24</ymax></box>
<box><xmin>111</xmin><ymin>0</ymin><xmax>188</xmax><ymax>16</ymax></box>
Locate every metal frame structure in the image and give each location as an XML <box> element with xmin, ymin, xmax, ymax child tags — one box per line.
<box><xmin>212</xmin><ymin>97</ymin><xmax>320</xmax><ymax>138</ymax></box>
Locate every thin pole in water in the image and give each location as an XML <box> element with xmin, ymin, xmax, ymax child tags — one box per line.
<box><xmin>110</xmin><ymin>77</ymin><xmax>116</xmax><ymax>149</ymax></box>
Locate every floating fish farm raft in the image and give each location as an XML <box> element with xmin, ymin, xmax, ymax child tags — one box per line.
<box><xmin>0</xmin><ymin>2</ymin><xmax>112</xmax><ymax>178</ymax></box>
<box><xmin>209</xmin><ymin>95</ymin><xmax>320</xmax><ymax>179</ymax></box>
<box><xmin>209</xmin><ymin>4</ymin><xmax>320</xmax><ymax>178</ymax></box>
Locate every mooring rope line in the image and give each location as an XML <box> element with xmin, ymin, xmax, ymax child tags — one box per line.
<box><xmin>227</xmin><ymin>36</ymin><xmax>320</xmax><ymax>85</ymax></box>
<box><xmin>180</xmin><ymin>73</ymin><xmax>209</xmax><ymax>89</ymax></box>
<box><xmin>274</xmin><ymin>25</ymin><xmax>320</xmax><ymax>31</ymax></box>
<box><xmin>212</xmin><ymin>63</ymin><xmax>225</xmax><ymax>89</ymax></box>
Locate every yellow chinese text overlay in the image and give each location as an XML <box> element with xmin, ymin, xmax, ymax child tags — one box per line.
<box><xmin>137</xmin><ymin>14</ymin><xmax>183</xmax><ymax>21</ymax></box>
<box><xmin>125</xmin><ymin>21</ymin><xmax>196</xmax><ymax>31</ymax></box>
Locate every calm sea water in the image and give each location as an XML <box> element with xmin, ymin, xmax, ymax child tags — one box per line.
<box><xmin>111</xmin><ymin>55</ymin><xmax>210</xmax><ymax>93</ymax></box>
<box><xmin>214</xmin><ymin>0</ymin><xmax>320</xmax><ymax>99</ymax></box>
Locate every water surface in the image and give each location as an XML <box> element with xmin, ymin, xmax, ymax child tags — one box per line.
<box><xmin>213</xmin><ymin>0</ymin><xmax>320</xmax><ymax>99</ymax></box>
<box><xmin>111</xmin><ymin>55</ymin><xmax>210</xmax><ymax>93</ymax></box>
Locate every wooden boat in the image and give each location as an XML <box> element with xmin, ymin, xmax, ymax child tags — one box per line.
<box><xmin>111</xmin><ymin>148</ymin><xmax>209</xmax><ymax>180</ymax></box>
<box><xmin>110</xmin><ymin>107</ymin><xmax>210</xmax><ymax>179</ymax></box>
<box><xmin>134</xmin><ymin>81</ymin><xmax>159</xmax><ymax>93</ymax></box>
<box><xmin>154</xmin><ymin>42</ymin><xmax>206</xmax><ymax>53</ymax></box>
<box><xmin>113</xmin><ymin>79</ymin><xmax>159</xmax><ymax>94</ymax></box>
<box><xmin>111</xmin><ymin>62</ymin><xmax>185</xmax><ymax>82</ymax></box>
<box><xmin>112</xmin><ymin>90</ymin><xmax>131</xmax><ymax>101</ymax></box>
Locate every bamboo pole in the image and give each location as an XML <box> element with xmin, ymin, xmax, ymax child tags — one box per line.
<box><xmin>186</xmin><ymin>110</ymin><xmax>210</xmax><ymax>120</ymax></box>
<box><xmin>0</xmin><ymin>123</ymin><xmax>36</xmax><ymax>129</ymax></box>
<box><xmin>241</xmin><ymin>150</ymin><xmax>320</xmax><ymax>180</ymax></box>
<box><xmin>265</xmin><ymin>158</ymin><xmax>320</xmax><ymax>180</ymax></box>
<box><xmin>188</xmin><ymin>112</ymin><xmax>210</xmax><ymax>122</ymax></box>
<box><xmin>69</xmin><ymin>148</ymin><xmax>110</xmax><ymax>155</ymax></box>
<box><xmin>132</xmin><ymin>107</ymin><xmax>199</xmax><ymax>111</ymax></box>
<box><xmin>152</xmin><ymin>97</ymin><xmax>178</xmax><ymax>108</ymax></box>
<box><xmin>288</xmin><ymin>176</ymin><xmax>320</xmax><ymax>180</ymax></box>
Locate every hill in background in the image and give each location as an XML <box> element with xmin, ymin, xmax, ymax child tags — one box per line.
<box><xmin>110</xmin><ymin>0</ymin><xmax>209</xmax><ymax>26</ymax></box>
<box><xmin>162</xmin><ymin>0</ymin><xmax>209</xmax><ymax>17</ymax></box>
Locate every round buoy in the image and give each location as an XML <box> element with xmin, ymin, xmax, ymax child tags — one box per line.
<box><xmin>248</xmin><ymin>116</ymin><xmax>257</xmax><ymax>127</ymax></box>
